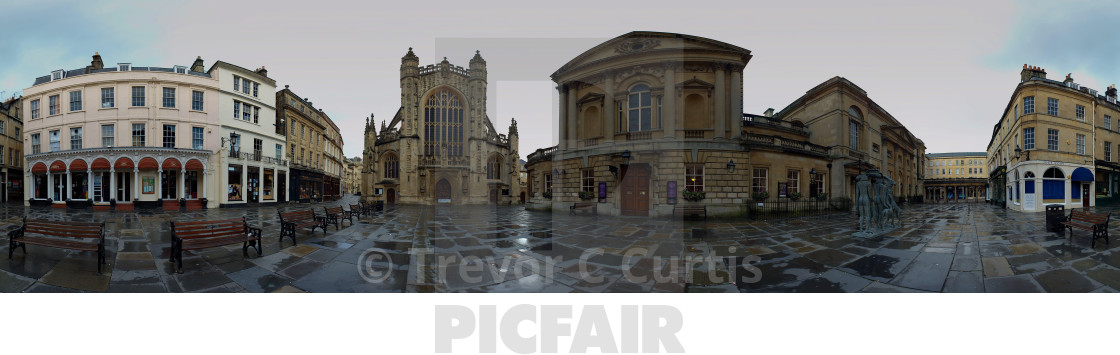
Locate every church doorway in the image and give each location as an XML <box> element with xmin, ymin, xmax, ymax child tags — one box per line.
<box><xmin>489</xmin><ymin>189</ymin><xmax>498</xmax><ymax>204</ymax></box>
<box><xmin>387</xmin><ymin>188</ymin><xmax>396</xmax><ymax>204</ymax></box>
<box><xmin>436</xmin><ymin>179</ymin><xmax>452</xmax><ymax>203</ymax></box>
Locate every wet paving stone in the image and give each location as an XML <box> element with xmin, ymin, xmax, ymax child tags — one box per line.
<box><xmin>1033</xmin><ymin>268</ymin><xmax>1097</xmax><ymax>293</ymax></box>
<box><xmin>5</xmin><ymin>198</ymin><xmax>1120</xmax><ymax>293</ymax></box>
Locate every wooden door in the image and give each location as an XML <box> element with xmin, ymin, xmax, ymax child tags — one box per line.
<box><xmin>435</xmin><ymin>179</ymin><xmax>451</xmax><ymax>203</ymax></box>
<box><xmin>387</xmin><ymin>188</ymin><xmax>396</xmax><ymax>204</ymax></box>
<box><xmin>489</xmin><ymin>189</ymin><xmax>498</xmax><ymax>204</ymax></box>
<box><xmin>1083</xmin><ymin>183</ymin><xmax>1090</xmax><ymax>208</ymax></box>
<box><xmin>620</xmin><ymin>164</ymin><xmax>650</xmax><ymax>216</ymax></box>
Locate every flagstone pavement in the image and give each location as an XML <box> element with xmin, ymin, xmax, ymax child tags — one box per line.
<box><xmin>2</xmin><ymin>197</ymin><xmax>1120</xmax><ymax>293</ymax></box>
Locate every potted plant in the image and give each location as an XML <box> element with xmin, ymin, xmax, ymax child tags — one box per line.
<box><xmin>682</xmin><ymin>189</ymin><xmax>705</xmax><ymax>202</ymax></box>
<box><xmin>751</xmin><ymin>190</ymin><xmax>769</xmax><ymax>202</ymax></box>
<box><xmin>815</xmin><ymin>192</ymin><xmax>829</xmax><ymax>202</ymax></box>
<box><xmin>543</xmin><ymin>191</ymin><xmax>553</xmax><ymax>199</ymax></box>
<box><xmin>578</xmin><ymin>191</ymin><xmax>595</xmax><ymax>200</ymax></box>
<box><xmin>789</xmin><ymin>191</ymin><xmax>803</xmax><ymax>201</ymax></box>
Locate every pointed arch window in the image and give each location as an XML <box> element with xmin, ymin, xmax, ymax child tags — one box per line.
<box><xmin>384</xmin><ymin>153</ymin><xmax>399</xmax><ymax>180</ymax></box>
<box><xmin>424</xmin><ymin>88</ymin><xmax>465</xmax><ymax>157</ymax></box>
<box><xmin>487</xmin><ymin>155</ymin><xmax>501</xmax><ymax>180</ymax></box>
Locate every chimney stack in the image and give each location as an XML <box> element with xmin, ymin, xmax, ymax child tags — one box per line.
<box><xmin>1020</xmin><ymin>64</ymin><xmax>1047</xmax><ymax>82</ymax></box>
<box><xmin>764</xmin><ymin>108</ymin><xmax>775</xmax><ymax>117</ymax></box>
<box><xmin>255</xmin><ymin>66</ymin><xmax>268</xmax><ymax>77</ymax></box>
<box><xmin>89</xmin><ymin>52</ymin><xmax>104</xmax><ymax>71</ymax></box>
<box><xmin>190</xmin><ymin>56</ymin><xmax>205</xmax><ymax>73</ymax></box>
<box><xmin>1108</xmin><ymin>85</ymin><xmax>1117</xmax><ymax>100</ymax></box>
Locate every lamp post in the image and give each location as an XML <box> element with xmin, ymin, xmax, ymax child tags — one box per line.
<box><xmin>726</xmin><ymin>160</ymin><xmax>736</xmax><ymax>173</ymax></box>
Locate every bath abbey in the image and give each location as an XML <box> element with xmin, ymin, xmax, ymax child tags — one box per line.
<box><xmin>361</xmin><ymin>48</ymin><xmax>521</xmax><ymax>205</ymax></box>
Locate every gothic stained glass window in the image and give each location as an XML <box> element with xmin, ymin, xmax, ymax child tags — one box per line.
<box><xmin>424</xmin><ymin>88</ymin><xmax>465</xmax><ymax>158</ymax></box>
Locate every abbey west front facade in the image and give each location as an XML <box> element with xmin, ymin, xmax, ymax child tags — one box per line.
<box><xmin>361</xmin><ymin>49</ymin><xmax>520</xmax><ymax>205</ymax></box>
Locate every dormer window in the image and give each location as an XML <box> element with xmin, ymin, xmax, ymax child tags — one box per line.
<box><xmin>118</xmin><ymin>63</ymin><xmax>131</xmax><ymax>71</ymax></box>
<box><xmin>51</xmin><ymin>70</ymin><xmax>64</xmax><ymax>81</ymax></box>
<box><xmin>173</xmin><ymin>65</ymin><xmax>187</xmax><ymax>74</ymax></box>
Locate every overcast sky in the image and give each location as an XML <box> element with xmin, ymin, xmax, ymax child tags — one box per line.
<box><xmin>3</xmin><ymin>0</ymin><xmax>1119</xmax><ymax>158</ymax></box>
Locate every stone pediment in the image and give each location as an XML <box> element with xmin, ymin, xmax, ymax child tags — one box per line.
<box><xmin>551</xmin><ymin>31</ymin><xmax>752</xmax><ymax>81</ymax></box>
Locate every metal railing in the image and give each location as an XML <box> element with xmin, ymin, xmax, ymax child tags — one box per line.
<box><xmin>743</xmin><ymin>197</ymin><xmax>852</xmax><ymax>220</ymax></box>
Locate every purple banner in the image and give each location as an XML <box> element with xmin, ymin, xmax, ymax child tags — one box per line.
<box><xmin>598</xmin><ymin>182</ymin><xmax>607</xmax><ymax>198</ymax></box>
<box><xmin>668</xmin><ymin>181</ymin><xmax>677</xmax><ymax>198</ymax></box>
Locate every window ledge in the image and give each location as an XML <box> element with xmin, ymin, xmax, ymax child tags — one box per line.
<box><xmin>99</xmin><ymin>107</ymin><xmax>118</xmax><ymax>111</ymax></box>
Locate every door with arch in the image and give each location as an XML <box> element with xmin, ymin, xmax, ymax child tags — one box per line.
<box><xmin>435</xmin><ymin>179</ymin><xmax>452</xmax><ymax>203</ymax></box>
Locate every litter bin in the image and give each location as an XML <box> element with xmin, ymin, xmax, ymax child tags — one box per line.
<box><xmin>1045</xmin><ymin>204</ymin><xmax>1065</xmax><ymax>232</ymax></box>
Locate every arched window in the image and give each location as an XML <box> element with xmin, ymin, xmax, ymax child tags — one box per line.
<box><xmin>487</xmin><ymin>155</ymin><xmax>501</xmax><ymax>180</ymax></box>
<box><xmin>627</xmin><ymin>84</ymin><xmax>653</xmax><ymax>132</ymax></box>
<box><xmin>1043</xmin><ymin>167</ymin><xmax>1064</xmax><ymax>199</ymax></box>
<box><xmin>424</xmin><ymin>88</ymin><xmax>464</xmax><ymax>157</ymax></box>
<box><xmin>384</xmin><ymin>153</ymin><xmax>399</xmax><ymax>180</ymax></box>
<box><xmin>848</xmin><ymin>106</ymin><xmax>862</xmax><ymax>149</ymax></box>
<box><xmin>1024</xmin><ymin>171</ymin><xmax>1036</xmax><ymax>194</ymax></box>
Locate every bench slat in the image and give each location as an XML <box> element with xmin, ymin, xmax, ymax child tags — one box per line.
<box><xmin>17</xmin><ymin>236</ymin><xmax>99</xmax><ymax>251</ymax></box>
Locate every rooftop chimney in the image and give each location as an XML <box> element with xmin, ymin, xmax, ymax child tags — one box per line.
<box><xmin>1064</xmin><ymin>73</ymin><xmax>1074</xmax><ymax>84</ymax></box>
<box><xmin>190</xmin><ymin>56</ymin><xmax>205</xmax><ymax>73</ymax></box>
<box><xmin>255</xmin><ymin>66</ymin><xmax>268</xmax><ymax>77</ymax></box>
<box><xmin>763</xmin><ymin>108</ymin><xmax>775</xmax><ymax>117</ymax></box>
<box><xmin>1108</xmin><ymin>85</ymin><xmax>1117</xmax><ymax>99</ymax></box>
<box><xmin>88</xmin><ymin>52</ymin><xmax>104</xmax><ymax>71</ymax></box>
<box><xmin>1020</xmin><ymin>64</ymin><xmax>1047</xmax><ymax>82</ymax></box>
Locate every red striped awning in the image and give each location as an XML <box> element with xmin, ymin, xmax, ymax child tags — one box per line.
<box><xmin>185</xmin><ymin>159</ymin><xmax>205</xmax><ymax>170</ymax></box>
<box><xmin>32</xmin><ymin>162</ymin><xmax>47</xmax><ymax>173</ymax></box>
<box><xmin>91</xmin><ymin>158</ymin><xmax>111</xmax><ymax>170</ymax></box>
<box><xmin>162</xmin><ymin>158</ymin><xmax>182</xmax><ymax>170</ymax></box>
<box><xmin>114</xmin><ymin>157</ymin><xmax>135</xmax><ymax>169</ymax></box>
<box><xmin>49</xmin><ymin>161</ymin><xmax>66</xmax><ymax>172</ymax></box>
<box><xmin>69</xmin><ymin>159</ymin><xmax>87</xmax><ymax>171</ymax></box>
<box><xmin>138</xmin><ymin>157</ymin><xmax>158</xmax><ymax>170</ymax></box>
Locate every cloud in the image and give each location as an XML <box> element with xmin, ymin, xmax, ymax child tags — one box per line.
<box><xmin>989</xmin><ymin>0</ymin><xmax>1120</xmax><ymax>90</ymax></box>
<box><xmin>0</xmin><ymin>0</ymin><xmax>165</xmax><ymax>96</ymax></box>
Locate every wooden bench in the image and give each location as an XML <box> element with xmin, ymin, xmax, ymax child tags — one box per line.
<box><xmin>8</xmin><ymin>218</ymin><xmax>106</xmax><ymax>274</ymax></box>
<box><xmin>1061</xmin><ymin>209</ymin><xmax>1111</xmax><ymax>248</ymax></box>
<box><xmin>170</xmin><ymin>217</ymin><xmax>262</xmax><ymax>273</ymax></box>
<box><xmin>570</xmin><ymin>202</ymin><xmax>598</xmax><ymax>215</ymax></box>
<box><xmin>346</xmin><ymin>203</ymin><xmax>362</xmax><ymax>220</ymax></box>
<box><xmin>323</xmin><ymin>206</ymin><xmax>348</xmax><ymax>229</ymax></box>
<box><xmin>359</xmin><ymin>201</ymin><xmax>377</xmax><ymax>215</ymax></box>
<box><xmin>673</xmin><ymin>205</ymin><xmax>708</xmax><ymax>220</ymax></box>
<box><xmin>278</xmin><ymin>209</ymin><xmax>328</xmax><ymax>246</ymax></box>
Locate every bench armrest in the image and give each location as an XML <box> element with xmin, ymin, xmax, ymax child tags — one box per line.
<box><xmin>8</xmin><ymin>226</ymin><xmax>24</xmax><ymax>240</ymax></box>
<box><xmin>248</xmin><ymin>226</ymin><xmax>263</xmax><ymax>239</ymax></box>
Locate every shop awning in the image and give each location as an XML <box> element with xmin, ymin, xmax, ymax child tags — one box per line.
<box><xmin>138</xmin><ymin>157</ymin><xmax>158</xmax><ymax>170</ymax></box>
<box><xmin>69</xmin><ymin>159</ymin><xmax>87</xmax><ymax>171</ymax></box>
<box><xmin>1072</xmin><ymin>167</ymin><xmax>1094</xmax><ymax>181</ymax></box>
<box><xmin>49</xmin><ymin>161</ymin><xmax>66</xmax><ymax>172</ymax></box>
<box><xmin>31</xmin><ymin>162</ymin><xmax>47</xmax><ymax>173</ymax></box>
<box><xmin>115</xmin><ymin>157</ymin><xmax>135</xmax><ymax>169</ymax></box>
<box><xmin>162</xmin><ymin>158</ymin><xmax>182</xmax><ymax>170</ymax></box>
<box><xmin>91</xmin><ymin>158</ymin><xmax>111</xmax><ymax>170</ymax></box>
<box><xmin>185</xmin><ymin>159</ymin><xmax>205</xmax><ymax>170</ymax></box>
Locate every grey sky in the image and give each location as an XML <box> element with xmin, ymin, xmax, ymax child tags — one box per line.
<box><xmin>5</xmin><ymin>0</ymin><xmax>1119</xmax><ymax>158</ymax></box>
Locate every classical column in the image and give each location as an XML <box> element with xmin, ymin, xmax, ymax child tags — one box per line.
<box><xmin>87</xmin><ymin>168</ymin><xmax>93</xmax><ymax>200</ymax></box>
<box><xmin>714</xmin><ymin>64</ymin><xmax>726</xmax><ymax>139</ymax></box>
<box><xmin>133</xmin><ymin>168</ymin><xmax>139</xmax><ymax>201</ymax></box>
<box><xmin>567</xmin><ymin>83</ymin><xmax>578</xmax><ymax>147</ymax></box>
<box><xmin>663</xmin><ymin>65</ymin><xmax>676</xmax><ymax>139</ymax></box>
<box><xmin>110</xmin><ymin>168</ymin><xmax>116</xmax><ymax>202</ymax></box>
<box><xmin>180</xmin><ymin>166</ymin><xmax>186</xmax><ymax>199</ymax></box>
<box><xmin>157</xmin><ymin>168</ymin><xmax>163</xmax><ymax>199</ymax></box>
<box><xmin>603</xmin><ymin>73</ymin><xmax>614</xmax><ymax>144</ymax></box>
<box><xmin>258</xmin><ymin>167</ymin><xmax>264</xmax><ymax>202</ymax></box>
<box><xmin>732</xmin><ymin>67</ymin><xmax>743</xmax><ymax>134</ymax></box>
<box><xmin>48</xmin><ymin>172</ymin><xmax>54</xmax><ymax>201</ymax></box>
<box><xmin>202</xmin><ymin>169</ymin><xmax>207</xmax><ymax>200</ymax></box>
<box><xmin>558</xmin><ymin>85</ymin><xmax>568</xmax><ymax>149</ymax></box>
<box><xmin>66</xmin><ymin>170</ymin><xmax>71</xmax><ymax>200</ymax></box>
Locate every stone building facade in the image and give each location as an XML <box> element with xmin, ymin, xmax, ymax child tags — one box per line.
<box><xmin>987</xmin><ymin>65</ymin><xmax>1120</xmax><ymax>212</ymax></box>
<box><xmin>924</xmin><ymin>152</ymin><xmax>987</xmax><ymax>202</ymax></box>
<box><xmin>323</xmin><ymin>115</ymin><xmax>344</xmax><ymax>200</ymax></box>
<box><xmin>1</xmin><ymin>96</ymin><xmax>24</xmax><ymax>202</ymax></box>
<box><xmin>524</xmin><ymin>32</ymin><xmax>925</xmax><ymax>217</ymax></box>
<box><xmin>276</xmin><ymin>86</ymin><xmax>329</xmax><ymax>203</ymax></box>
<box><xmin>773</xmin><ymin>77</ymin><xmax>926</xmax><ymax>203</ymax></box>
<box><xmin>207</xmin><ymin>61</ymin><xmax>287</xmax><ymax>207</ymax></box>
<box><xmin>362</xmin><ymin>49</ymin><xmax>520</xmax><ymax>205</ymax></box>
<box><xmin>22</xmin><ymin>53</ymin><xmax>222</xmax><ymax>209</ymax></box>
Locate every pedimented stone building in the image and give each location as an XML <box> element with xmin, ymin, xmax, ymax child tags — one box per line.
<box><xmin>362</xmin><ymin>49</ymin><xmax>520</xmax><ymax>205</ymax></box>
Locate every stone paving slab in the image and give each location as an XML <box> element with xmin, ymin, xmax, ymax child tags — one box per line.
<box><xmin>3</xmin><ymin>198</ymin><xmax>1120</xmax><ymax>292</ymax></box>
